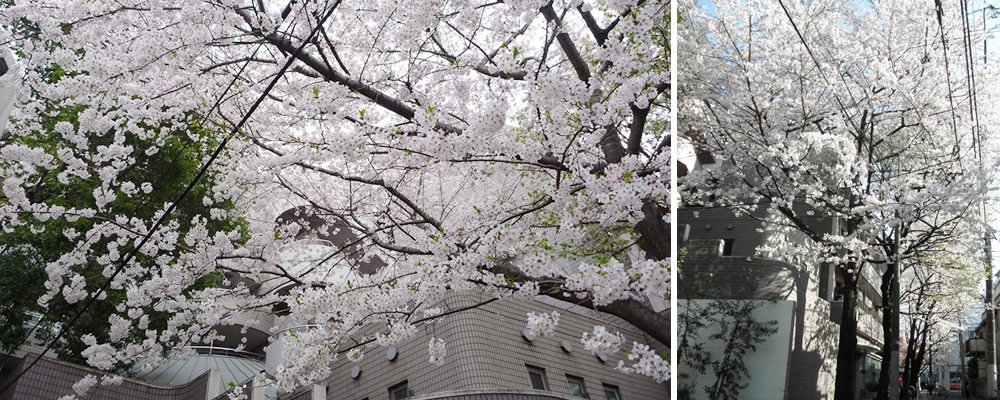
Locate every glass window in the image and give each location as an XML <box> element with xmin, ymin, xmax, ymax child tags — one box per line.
<box><xmin>527</xmin><ymin>365</ymin><xmax>548</xmax><ymax>390</ymax></box>
<box><xmin>603</xmin><ymin>384</ymin><xmax>622</xmax><ymax>400</ymax></box>
<box><xmin>567</xmin><ymin>375</ymin><xmax>587</xmax><ymax>397</ymax></box>
<box><xmin>388</xmin><ymin>381</ymin><xmax>409</xmax><ymax>399</ymax></box>
<box><xmin>722</xmin><ymin>239</ymin><xmax>734</xmax><ymax>256</ymax></box>
<box><xmin>863</xmin><ymin>355</ymin><xmax>881</xmax><ymax>392</ymax></box>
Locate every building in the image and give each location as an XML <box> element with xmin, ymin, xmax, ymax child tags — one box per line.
<box><xmin>258</xmin><ymin>293</ymin><xmax>667</xmax><ymax>400</ymax></box>
<box><xmin>964</xmin><ymin>277</ymin><xmax>1000</xmax><ymax>397</ymax></box>
<box><xmin>676</xmin><ymin>134</ymin><xmax>886</xmax><ymax>400</ymax></box>
<box><xmin>0</xmin><ymin>206</ymin><xmax>668</xmax><ymax>400</ymax></box>
<box><xmin>0</xmin><ymin>297</ymin><xmax>666</xmax><ymax>400</ymax></box>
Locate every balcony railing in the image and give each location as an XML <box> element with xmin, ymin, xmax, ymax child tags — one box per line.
<box><xmin>857</xmin><ymin>310</ymin><xmax>883</xmax><ymax>343</ymax></box>
<box><xmin>966</xmin><ymin>338</ymin><xmax>986</xmax><ymax>355</ymax></box>
<box><xmin>829</xmin><ymin>300</ymin><xmax>884</xmax><ymax>345</ymax></box>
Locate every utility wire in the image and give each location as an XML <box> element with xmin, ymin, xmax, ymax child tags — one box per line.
<box><xmin>775</xmin><ymin>0</ymin><xmax>862</xmax><ymax>135</ymax></box>
<box><xmin>961</xmin><ymin>0</ymin><xmax>983</xmax><ymax>162</ymax></box>
<box><xmin>958</xmin><ymin>0</ymin><xmax>994</xmax><ymax>356</ymax></box>
<box><xmin>0</xmin><ymin>0</ymin><xmax>342</xmax><ymax>394</ymax></box>
<box><xmin>0</xmin><ymin>0</ymin><xmax>316</xmax><ymax>364</ymax></box>
<box><xmin>936</xmin><ymin>0</ymin><xmax>964</xmax><ymax>161</ymax></box>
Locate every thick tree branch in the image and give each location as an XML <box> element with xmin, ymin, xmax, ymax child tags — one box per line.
<box><xmin>540</xmin><ymin>3</ymin><xmax>591</xmax><ymax>82</ymax></box>
<box><xmin>250</xmin><ymin>136</ymin><xmax>445</xmax><ymax>232</ymax></box>
<box><xmin>487</xmin><ymin>261</ymin><xmax>669</xmax><ymax>346</ymax></box>
<box><xmin>235</xmin><ymin>8</ymin><xmax>462</xmax><ymax>134</ymax></box>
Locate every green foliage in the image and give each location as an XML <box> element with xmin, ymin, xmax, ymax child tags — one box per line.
<box><xmin>0</xmin><ymin>101</ymin><xmax>242</xmax><ymax>365</ymax></box>
<box><xmin>677</xmin><ymin>299</ymin><xmax>711</xmax><ymax>398</ymax></box>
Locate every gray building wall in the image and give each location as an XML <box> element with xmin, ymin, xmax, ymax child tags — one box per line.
<box><xmin>678</xmin><ymin>206</ymin><xmax>846</xmax><ymax>400</ymax></box>
<box><xmin>315</xmin><ymin>293</ymin><xmax>667</xmax><ymax>400</ymax></box>
<box><xmin>0</xmin><ymin>354</ymin><xmax>214</xmax><ymax>400</ymax></box>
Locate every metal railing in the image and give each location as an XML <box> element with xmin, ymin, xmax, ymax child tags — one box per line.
<box><xmin>186</xmin><ymin>345</ymin><xmax>265</xmax><ymax>361</ymax></box>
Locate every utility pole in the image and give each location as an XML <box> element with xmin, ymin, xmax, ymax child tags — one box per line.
<box><xmin>982</xmin><ymin>5</ymin><xmax>996</xmax><ymax>397</ymax></box>
<box><xmin>891</xmin><ymin>223</ymin><xmax>901</xmax><ymax>399</ymax></box>
<box><xmin>986</xmin><ymin>229</ymin><xmax>997</xmax><ymax>399</ymax></box>
<box><xmin>960</xmin><ymin>329</ymin><xmax>968</xmax><ymax>399</ymax></box>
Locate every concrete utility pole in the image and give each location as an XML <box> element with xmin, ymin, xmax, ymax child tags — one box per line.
<box><xmin>891</xmin><ymin>225</ymin><xmax>901</xmax><ymax>400</ymax></box>
<box><xmin>986</xmin><ymin>229</ymin><xmax>997</xmax><ymax>400</ymax></box>
<box><xmin>960</xmin><ymin>329</ymin><xmax>968</xmax><ymax>399</ymax></box>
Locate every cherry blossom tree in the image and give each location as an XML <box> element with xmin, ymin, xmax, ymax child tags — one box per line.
<box><xmin>898</xmin><ymin>244</ymin><xmax>981</xmax><ymax>399</ymax></box>
<box><xmin>0</xmin><ymin>100</ymin><xmax>235</xmax><ymax>364</ymax></box>
<box><xmin>0</xmin><ymin>0</ymin><xmax>669</xmax><ymax>392</ymax></box>
<box><xmin>680</xmin><ymin>0</ymin><xmax>1000</xmax><ymax>398</ymax></box>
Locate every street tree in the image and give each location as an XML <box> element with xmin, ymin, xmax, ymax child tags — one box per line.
<box><xmin>898</xmin><ymin>234</ymin><xmax>981</xmax><ymax>398</ymax></box>
<box><xmin>680</xmin><ymin>0</ymin><xmax>1000</xmax><ymax>398</ymax></box>
<box><xmin>0</xmin><ymin>0</ymin><xmax>670</xmax><ymax>392</ymax></box>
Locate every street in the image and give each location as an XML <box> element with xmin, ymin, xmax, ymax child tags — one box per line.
<box><xmin>915</xmin><ymin>390</ymin><xmax>981</xmax><ymax>399</ymax></box>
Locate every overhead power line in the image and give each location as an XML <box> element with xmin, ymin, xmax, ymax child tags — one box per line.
<box><xmin>0</xmin><ymin>0</ymin><xmax>319</xmax><ymax>365</ymax></box>
<box><xmin>1</xmin><ymin>0</ymin><xmax>316</xmax><ymax>372</ymax></box>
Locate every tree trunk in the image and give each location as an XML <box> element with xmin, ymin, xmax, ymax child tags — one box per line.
<box><xmin>901</xmin><ymin>323</ymin><xmax>928</xmax><ymax>399</ymax></box>
<box><xmin>835</xmin><ymin>263</ymin><xmax>861</xmax><ymax>400</ymax></box>
<box><xmin>635</xmin><ymin>199</ymin><xmax>670</xmax><ymax>261</ymax></box>
<box><xmin>912</xmin><ymin>330</ymin><xmax>929</xmax><ymax>394</ymax></box>
<box><xmin>901</xmin><ymin>321</ymin><xmax>920</xmax><ymax>399</ymax></box>
<box><xmin>877</xmin><ymin>257</ymin><xmax>896</xmax><ymax>400</ymax></box>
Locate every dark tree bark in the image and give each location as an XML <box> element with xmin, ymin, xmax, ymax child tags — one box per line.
<box><xmin>835</xmin><ymin>262</ymin><xmax>862</xmax><ymax>400</ymax></box>
<box><xmin>876</xmin><ymin>250</ymin><xmax>897</xmax><ymax>400</ymax></box>
<box><xmin>910</xmin><ymin>323</ymin><xmax>929</xmax><ymax>395</ymax></box>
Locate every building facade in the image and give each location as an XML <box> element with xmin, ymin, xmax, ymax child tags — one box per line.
<box><xmin>676</xmin><ymin>205</ymin><xmax>886</xmax><ymax>400</ymax></box>
<box><xmin>0</xmin><ymin>205</ymin><xmax>667</xmax><ymax>400</ymax></box>
<box><xmin>267</xmin><ymin>294</ymin><xmax>667</xmax><ymax>400</ymax></box>
<box><xmin>0</xmin><ymin>295</ymin><xmax>667</xmax><ymax>400</ymax></box>
<box><xmin>677</xmin><ymin>134</ymin><xmax>886</xmax><ymax>400</ymax></box>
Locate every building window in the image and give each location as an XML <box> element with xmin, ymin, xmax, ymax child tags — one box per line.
<box><xmin>722</xmin><ymin>239</ymin><xmax>734</xmax><ymax>256</ymax></box>
<box><xmin>527</xmin><ymin>365</ymin><xmax>548</xmax><ymax>390</ymax></box>
<box><xmin>388</xmin><ymin>381</ymin><xmax>410</xmax><ymax>400</ymax></box>
<box><xmin>602</xmin><ymin>384</ymin><xmax>622</xmax><ymax>400</ymax></box>
<box><xmin>863</xmin><ymin>356</ymin><xmax>881</xmax><ymax>392</ymax></box>
<box><xmin>567</xmin><ymin>375</ymin><xmax>588</xmax><ymax>398</ymax></box>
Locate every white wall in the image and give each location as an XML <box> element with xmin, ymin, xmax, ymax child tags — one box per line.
<box><xmin>678</xmin><ymin>299</ymin><xmax>794</xmax><ymax>400</ymax></box>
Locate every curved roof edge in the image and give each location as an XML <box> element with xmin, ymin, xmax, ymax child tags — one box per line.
<box><xmin>410</xmin><ymin>388</ymin><xmax>589</xmax><ymax>400</ymax></box>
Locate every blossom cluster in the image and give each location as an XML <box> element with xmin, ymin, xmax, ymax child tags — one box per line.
<box><xmin>525</xmin><ymin>311</ymin><xmax>561</xmax><ymax>337</ymax></box>
<box><xmin>615</xmin><ymin>342</ymin><xmax>669</xmax><ymax>383</ymax></box>
<box><xmin>580</xmin><ymin>325</ymin><xmax>625</xmax><ymax>357</ymax></box>
<box><xmin>428</xmin><ymin>337</ymin><xmax>447</xmax><ymax>366</ymax></box>
<box><xmin>0</xmin><ymin>0</ymin><xmax>669</xmax><ymax>394</ymax></box>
